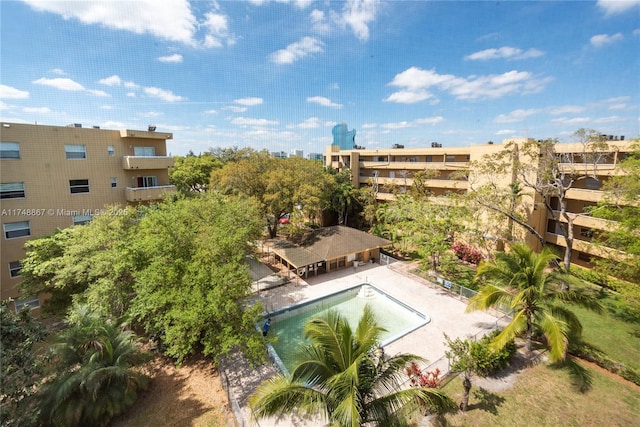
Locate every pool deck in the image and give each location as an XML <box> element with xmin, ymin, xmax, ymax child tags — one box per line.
<box><xmin>226</xmin><ymin>260</ymin><xmax>509</xmax><ymax>427</ymax></box>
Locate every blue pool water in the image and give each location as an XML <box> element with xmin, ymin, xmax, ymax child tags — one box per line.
<box><xmin>264</xmin><ymin>284</ymin><xmax>430</xmax><ymax>375</ymax></box>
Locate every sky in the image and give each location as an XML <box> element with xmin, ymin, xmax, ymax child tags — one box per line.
<box><xmin>1</xmin><ymin>0</ymin><xmax>639</xmax><ymax>156</ymax></box>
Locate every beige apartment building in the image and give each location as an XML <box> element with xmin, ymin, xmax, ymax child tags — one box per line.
<box><xmin>325</xmin><ymin>136</ymin><xmax>635</xmax><ymax>269</ymax></box>
<box><xmin>1</xmin><ymin>122</ymin><xmax>176</xmax><ymax>311</ymax></box>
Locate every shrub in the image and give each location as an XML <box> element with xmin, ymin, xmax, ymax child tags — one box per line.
<box><xmin>471</xmin><ymin>330</ymin><xmax>516</xmax><ymax>377</ymax></box>
<box><xmin>406</xmin><ymin>363</ymin><xmax>442</xmax><ymax>388</ymax></box>
<box><xmin>451</xmin><ymin>241</ymin><xmax>483</xmax><ymax>265</ymax></box>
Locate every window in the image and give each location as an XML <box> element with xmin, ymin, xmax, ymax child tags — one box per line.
<box><xmin>0</xmin><ymin>142</ymin><xmax>20</xmax><ymax>159</ymax></box>
<box><xmin>9</xmin><ymin>261</ymin><xmax>22</xmax><ymax>278</ymax></box>
<box><xmin>445</xmin><ymin>155</ymin><xmax>456</xmax><ymax>162</ymax></box>
<box><xmin>585</xmin><ymin>178</ymin><xmax>601</xmax><ymax>189</ymax></box>
<box><xmin>65</xmin><ymin>144</ymin><xmax>87</xmax><ymax>159</ymax></box>
<box><xmin>107</xmin><ymin>145</ymin><xmax>115</xmax><ymax>156</ymax></box>
<box><xmin>69</xmin><ymin>179</ymin><xmax>90</xmax><ymax>194</ymax></box>
<box><xmin>110</xmin><ymin>177</ymin><xmax>117</xmax><ymax>188</ymax></box>
<box><xmin>3</xmin><ymin>221</ymin><xmax>30</xmax><ymax>239</ymax></box>
<box><xmin>72</xmin><ymin>214</ymin><xmax>92</xmax><ymax>225</ymax></box>
<box><xmin>138</xmin><ymin>176</ymin><xmax>158</xmax><ymax>187</ymax></box>
<box><xmin>134</xmin><ymin>146</ymin><xmax>155</xmax><ymax>156</ymax></box>
<box><xmin>0</xmin><ymin>182</ymin><xmax>25</xmax><ymax>199</ymax></box>
<box><xmin>426</xmin><ymin>155</ymin><xmax>433</xmax><ymax>162</ymax></box>
<box><xmin>577</xmin><ymin>252</ymin><xmax>592</xmax><ymax>262</ymax></box>
<box><xmin>14</xmin><ymin>295</ymin><xmax>40</xmax><ymax>312</ymax></box>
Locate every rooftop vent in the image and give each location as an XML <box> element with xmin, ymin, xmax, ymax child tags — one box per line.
<box><xmin>392</xmin><ymin>143</ymin><xmax>405</xmax><ymax>149</ymax></box>
<box><xmin>431</xmin><ymin>142</ymin><xmax>442</xmax><ymax>148</ymax></box>
<box><xmin>148</xmin><ymin>125</ymin><xmax>156</xmax><ymax>132</ymax></box>
<box><xmin>67</xmin><ymin>123</ymin><xmax>82</xmax><ymax>128</ymax></box>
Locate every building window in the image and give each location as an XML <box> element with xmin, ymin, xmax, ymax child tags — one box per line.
<box><xmin>107</xmin><ymin>145</ymin><xmax>115</xmax><ymax>156</ymax></box>
<box><xmin>0</xmin><ymin>142</ymin><xmax>20</xmax><ymax>159</ymax></box>
<box><xmin>65</xmin><ymin>144</ymin><xmax>87</xmax><ymax>159</ymax></box>
<box><xmin>14</xmin><ymin>295</ymin><xmax>40</xmax><ymax>312</ymax></box>
<box><xmin>3</xmin><ymin>221</ymin><xmax>30</xmax><ymax>239</ymax></box>
<box><xmin>9</xmin><ymin>261</ymin><xmax>22</xmax><ymax>278</ymax></box>
<box><xmin>445</xmin><ymin>155</ymin><xmax>456</xmax><ymax>162</ymax></box>
<box><xmin>69</xmin><ymin>179</ymin><xmax>90</xmax><ymax>194</ymax></box>
<box><xmin>426</xmin><ymin>155</ymin><xmax>433</xmax><ymax>162</ymax></box>
<box><xmin>111</xmin><ymin>177</ymin><xmax>117</xmax><ymax>188</ymax></box>
<box><xmin>577</xmin><ymin>252</ymin><xmax>592</xmax><ymax>262</ymax></box>
<box><xmin>134</xmin><ymin>146</ymin><xmax>156</xmax><ymax>156</ymax></box>
<box><xmin>585</xmin><ymin>178</ymin><xmax>601</xmax><ymax>189</ymax></box>
<box><xmin>137</xmin><ymin>176</ymin><xmax>158</xmax><ymax>187</ymax></box>
<box><xmin>0</xmin><ymin>182</ymin><xmax>25</xmax><ymax>199</ymax></box>
<box><xmin>72</xmin><ymin>214</ymin><xmax>92</xmax><ymax>225</ymax></box>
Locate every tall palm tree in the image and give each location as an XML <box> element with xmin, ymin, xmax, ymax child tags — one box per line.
<box><xmin>37</xmin><ymin>307</ymin><xmax>150</xmax><ymax>427</ymax></box>
<box><xmin>250</xmin><ymin>305</ymin><xmax>452</xmax><ymax>426</ymax></box>
<box><xmin>467</xmin><ymin>243</ymin><xmax>603</xmax><ymax>362</ymax></box>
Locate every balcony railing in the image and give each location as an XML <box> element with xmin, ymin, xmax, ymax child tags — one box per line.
<box><xmin>125</xmin><ymin>185</ymin><xmax>176</xmax><ymax>202</ymax></box>
<box><xmin>564</xmin><ymin>188</ymin><xmax>604</xmax><ymax>203</ymax></box>
<box><xmin>122</xmin><ymin>156</ymin><xmax>174</xmax><ymax>170</ymax></box>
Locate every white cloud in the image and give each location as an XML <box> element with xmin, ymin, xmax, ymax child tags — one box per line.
<box><xmin>231</xmin><ymin>117</ymin><xmax>279</xmax><ymax>126</ymax></box>
<box><xmin>22</xmin><ymin>107</ymin><xmax>51</xmax><ymax>113</ymax></box>
<box><xmin>223</xmin><ymin>106</ymin><xmax>248</xmax><ymax>113</ymax></box>
<box><xmin>158</xmin><ymin>54</ymin><xmax>183</xmax><ymax>63</ymax></box>
<box><xmin>548</xmin><ymin>105</ymin><xmax>586</xmax><ymax>115</ymax></box>
<box><xmin>386</xmin><ymin>67</ymin><xmax>551</xmax><ymax>103</ymax></box>
<box><xmin>203</xmin><ymin>109</ymin><xmax>218</xmax><ymax>115</ymax></box>
<box><xmin>381</xmin><ymin>116</ymin><xmax>444</xmax><ymax>129</ymax></box>
<box><xmin>336</xmin><ymin>0</ymin><xmax>380</xmax><ymax>41</ymax></box>
<box><xmin>250</xmin><ymin>0</ymin><xmax>312</xmax><ymax>8</ymax></box>
<box><xmin>362</xmin><ymin>123</ymin><xmax>377</xmax><ymax>129</ymax></box>
<box><xmin>22</xmin><ymin>0</ymin><xmax>235</xmax><ymax>48</ymax></box>
<box><xmin>590</xmin><ymin>33</ymin><xmax>624</xmax><ymax>47</ymax></box>
<box><xmin>86</xmin><ymin>89</ymin><xmax>110</xmax><ymax>97</ymax></box>
<box><xmin>496</xmin><ymin>129</ymin><xmax>516</xmax><ymax>135</ymax></box>
<box><xmin>33</xmin><ymin>77</ymin><xmax>85</xmax><ymax>91</ymax></box>
<box><xmin>594</xmin><ymin>116</ymin><xmax>622</xmax><ymax>123</ymax></box>
<box><xmin>126</xmin><ymin>92</ymin><xmax>136</xmax><ymax>97</ymax></box>
<box><xmin>307</xmin><ymin>96</ymin><xmax>343</xmax><ymax>108</ymax></box>
<box><xmin>310</xmin><ymin>9</ymin><xmax>331</xmax><ymax>34</ymax></box>
<box><xmin>124</xmin><ymin>81</ymin><xmax>140</xmax><ymax>89</ymax></box>
<box><xmin>494</xmin><ymin>109</ymin><xmax>539</xmax><ymax>123</ymax></box>
<box><xmin>597</xmin><ymin>0</ymin><xmax>640</xmax><ymax>16</ymax></box>
<box><xmin>50</xmin><ymin>68</ymin><xmax>66</xmax><ymax>75</ymax></box>
<box><xmin>143</xmin><ymin>86</ymin><xmax>186</xmax><ymax>102</ymax></box>
<box><xmin>634</xmin><ymin>28</ymin><xmax>640</xmax><ymax>36</ymax></box>
<box><xmin>100</xmin><ymin>105</ymin><xmax>113</xmax><ymax>110</ymax></box>
<box><xmin>551</xmin><ymin>117</ymin><xmax>591</xmax><ymax>125</ymax></box>
<box><xmin>98</xmin><ymin>75</ymin><xmax>121</xmax><ymax>86</ymax></box>
<box><xmin>465</xmin><ymin>46</ymin><xmax>544</xmax><ymax>61</ymax></box>
<box><xmin>0</xmin><ymin>85</ymin><xmax>29</xmax><ymax>99</ymax></box>
<box><xmin>270</xmin><ymin>36</ymin><xmax>324</xmax><ymax>64</ymax></box>
<box><xmin>289</xmin><ymin>117</ymin><xmax>322</xmax><ymax>129</ymax></box>
<box><xmin>139</xmin><ymin>111</ymin><xmax>162</xmax><ymax>118</ymax></box>
<box><xmin>234</xmin><ymin>97</ymin><xmax>264</xmax><ymax>106</ymax></box>
<box><xmin>102</xmin><ymin>120</ymin><xmax>127</xmax><ymax>129</ymax></box>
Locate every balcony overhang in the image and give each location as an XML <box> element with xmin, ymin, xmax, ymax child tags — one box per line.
<box><xmin>120</xmin><ymin>129</ymin><xmax>173</xmax><ymax>140</ymax></box>
<box><xmin>122</xmin><ymin>156</ymin><xmax>174</xmax><ymax>170</ymax></box>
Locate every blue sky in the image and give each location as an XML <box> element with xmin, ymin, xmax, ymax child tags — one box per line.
<box><xmin>1</xmin><ymin>0</ymin><xmax>639</xmax><ymax>156</ymax></box>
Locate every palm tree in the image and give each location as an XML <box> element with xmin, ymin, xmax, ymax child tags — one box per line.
<box><xmin>37</xmin><ymin>307</ymin><xmax>150</xmax><ymax>427</ymax></box>
<box><xmin>250</xmin><ymin>305</ymin><xmax>453</xmax><ymax>426</ymax></box>
<box><xmin>467</xmin><ymin>243</ymin><xmax>604</xmax><ymax>362</ymax></box>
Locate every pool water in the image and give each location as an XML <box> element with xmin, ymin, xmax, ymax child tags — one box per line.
<box><xmin>265</xmin><ymin>284</ymin><xmax>430</xmax><ymax>375</ymax></box>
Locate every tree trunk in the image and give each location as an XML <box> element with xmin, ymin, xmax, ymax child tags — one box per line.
<box><xmin>525</xmin><ymin>317</ymin><xmax>533</xmax><ymax>355</ymax></box>
<box><xmin>461</xmin><ymin>376</ymin><xmax>472</xmax><ymax>412</ymax></box>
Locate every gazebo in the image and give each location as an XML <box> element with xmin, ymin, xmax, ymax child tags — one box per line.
<box><xmin>263</xmin><ymin>225</ymin><xmax>392</xmax><ymax>279</ymax></box>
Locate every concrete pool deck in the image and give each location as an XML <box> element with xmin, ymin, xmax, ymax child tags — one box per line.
<box><xmin>225</xmin><ymin>260</ymin><xmax>510</xmax><ymax>426</ymax></box>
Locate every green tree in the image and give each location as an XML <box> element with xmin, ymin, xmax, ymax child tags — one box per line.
<box><xmin>590</xmin><ymin>141</ymin><xmax>640</xmax><ymax>284</ymax></box>
<box><xmin>130</xmin><ymin>194</ymin><xmax>266</xmax><ymax>364</ymax></box>
<box><xmin>36</xmin><ymin>306</ymin><xmax>150</xmax><ymax>427</ymax></box>
<box><xmin>0</xmin><ymin>301</ymin><xmax>48</xmax><ymax>427</ymax></box>
<box><xmin>250</xmin><ymin>305</ymin><xmax>453</xmax><ymax>426</ymax></box>
<box><xmin>169</xmin><ymin>152</ymin><xmax>221</xmax><ymax>194</ymax></box>
<box><xmin>212</xmin><ymin>153</ymin><xmax>333</xmax><ymax>237</ymax></box>
<box><xmin>467</xmin><ymin>243</ymin><xmax>604</xmax><ymax>362</ymax></box>
<box><xmin>330</xmin><ymin>169</ymin><xmax>359</xmax><ymax>225</ymax></box>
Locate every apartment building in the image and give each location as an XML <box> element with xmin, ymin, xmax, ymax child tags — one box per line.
<box><xmin>1</xmin><ymin>122</ymin><xmax>176</xmax><ymax>311</ymax></box>
<box><xmin>324</xmin><ymin>136</ymin><xmax>635</xmax><ymax>269</ymax></box>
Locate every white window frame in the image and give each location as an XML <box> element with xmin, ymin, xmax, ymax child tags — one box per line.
<box><xmin>107</xmin><ymin>145</ymin><xmax>115</xmax><ymax>156</ymax></box>
<box><xmin>65</xmin><ymin>144</ymin><xmax>87</xmax><ymax>160</ymax></box>
<box><xmin>110</xmin><ymin>177</ymin><xmax>117</xmax><ymax>188</ymax></box>
<box><xmin>9</xmin><ymin>261</ymin><xmax>22</xmax><ymax>278</ymax></box>
<box><xmin>0</xmin><ymin>142</ymin><xmax>20</xmax><ymax>159</ymax></box>
<box><xmin>141</xmin><ymin>176</ymin><xmax>158</xmax><ymax>187</ymax></box>
<box><xmin>14</xmin><ymin>295</ymin><xmax>40</xmax><ymax>312</ymax></box>
<box><xmin>72</xmin><ymin>214</ymin><xmax>93</xmax><ymax>225</ymax></box>
<box><xmin>0</xmin><ymin>182</ymin><xmax>26</xmax><ymax>199</ymax></box>
<box><xmin>3</xmin><ymin>221</ymin><xmax>31</xmax><ymax>239</ymax></box>
<box><xmin>69</xmin><ymin>179</ymin><xmax>90</xmax><ymax>194</ymax></box>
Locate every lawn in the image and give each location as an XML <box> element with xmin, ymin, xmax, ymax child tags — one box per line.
<box><xmin>439</xmin><ymin>362</ymin><xmax>640</xmax><ymax>427</ymax></box>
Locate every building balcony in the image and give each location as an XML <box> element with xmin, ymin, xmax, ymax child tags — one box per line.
<box><xmin>125</xmin><ymin>185</ymin><xmax>176</xmax><ymax>202</ymax></box>
<box><xmin>120</xmin><ymin>129</ymin><xmax>173</xmax><ymax>140</ymax></box>
<box><xmin>122</xmin><ymin>156</ymin><xmax>174</xmax><ymax>170</ymax></box>
<box><xmin>564</xmin><ymin>188</ymin><xmax>604</xmax><ymax>203</ymax></box>
<box><xmin>360</xmin><ymin>161</ymin><xmax>469</xmax><ymax>170</ymax></box>
<box><xmin>551</xmin><ymin>211</ymin><xmax>616</xmax><ymax>231</ymax></box>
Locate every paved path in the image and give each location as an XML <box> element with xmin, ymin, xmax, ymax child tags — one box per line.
<box><xmin>227</xmin><ymin>261</ymin><xmax>509</xmax><ymax>427</ymax></box>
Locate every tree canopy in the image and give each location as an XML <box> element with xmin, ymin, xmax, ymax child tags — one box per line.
<box><xmin>169</xmin><ymin>152</ymin><xmax>222</xmax><ymax>194</ymax></box>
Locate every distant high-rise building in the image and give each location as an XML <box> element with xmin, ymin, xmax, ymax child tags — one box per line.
<box><xmin>308</xmin><ymin>153</ymin><xmax>323</xmax><ymax>161</ymax></box>
<box><xmin>290</xmin><ymin>149</ymin><xmax>303</xmax><ymax>158</ymax></box>
<box><xmin>332</xmin><ymin>123</ymin><xmax>356</xmax><ymax>150</ymax></box>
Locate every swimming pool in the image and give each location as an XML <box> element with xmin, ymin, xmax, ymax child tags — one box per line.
<box><xmin>264</xmin><ymin>283</ymin><xmax>430</xmax><ymax>375</ymax></box>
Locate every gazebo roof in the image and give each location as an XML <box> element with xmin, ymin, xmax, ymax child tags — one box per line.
<box><xmin>266</xmin><ymin>225</ymin><xmax>392</xmax><ymax>269</ymax></box>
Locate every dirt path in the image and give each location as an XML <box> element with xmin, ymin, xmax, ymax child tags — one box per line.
<box><xmin>110</xmin><ymin>354</ymin><xmax>233</xmax><ymax>427</ymax></box>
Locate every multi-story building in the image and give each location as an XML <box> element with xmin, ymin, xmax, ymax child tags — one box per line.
<box><xmin>325</xmin><ymin>136</ymin><xmax>635</xmax><ymax>269</ymax></box>
<box><xmin>1</xmin><ymin>122</ymin><xmax>176</xmax><ymax>311</ymax></box>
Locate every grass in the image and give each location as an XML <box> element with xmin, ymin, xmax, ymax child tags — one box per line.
<box><xmin>438</xmin><ymin>363</ymin><xmax>640</xmax><ymax>427</ymax></box>
<box><xmin>572</xmin><ymin>305</ymin><xmax>640</xmax><ymax>371</ymax></box>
